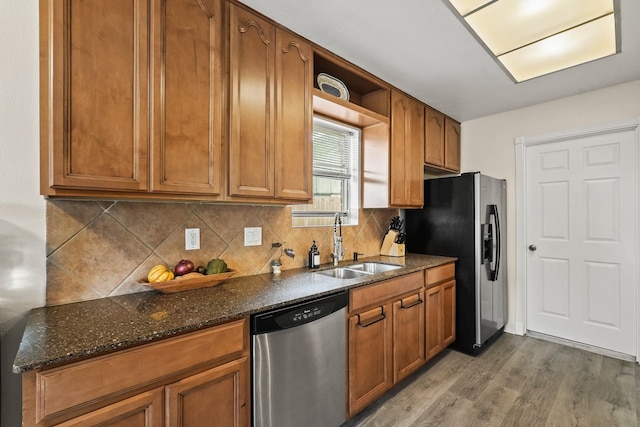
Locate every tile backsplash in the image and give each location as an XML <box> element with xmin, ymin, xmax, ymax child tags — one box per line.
<box><xmin>46</xmin><ymin>200</ymin><xmax>398</xmax><ymax>306</ymax></box>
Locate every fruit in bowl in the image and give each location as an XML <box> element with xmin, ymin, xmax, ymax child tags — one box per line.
<box><xmin>174</xmin><ymin>259</ymin><xmax>195</xmax><ymax>276</ymax></box>
<box><xmin>147</xmin><ymin>265</ymin><xmax>174</xmax><ymax>283</ymax></box>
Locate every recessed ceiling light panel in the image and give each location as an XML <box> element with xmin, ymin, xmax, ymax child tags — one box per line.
<box><xmin>448</xmin><ymin>0</ymin><xmax>495</xmax><ymax>16</ymax></box>
<box><xmin>498</xmin><ymin>14</ymin><xmax>617</xmax><ymax>82</ymax></box>
<box><xmin>445</xmin><ymin>0</ymin><xmax>620</xmax><ymax>82</ymax></box>
<box><xmin>465</xmin><ymin>0</ymin><xmax>614</xmax><ymax>55</ymax></box>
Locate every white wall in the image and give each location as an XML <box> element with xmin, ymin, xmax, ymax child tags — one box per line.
<box><xmin>461</xmin><ymin>79</ymin><xmax>640</xmax><ymax>334</ymax></box>
<box><xmin>0</xmin><ymin>1</ymin><xmax>46</xmax><ymax>426</ymax></box>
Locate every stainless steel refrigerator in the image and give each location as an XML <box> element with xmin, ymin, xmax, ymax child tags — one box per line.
<box><xmin>405</xmin><ymin>172</ymin><xmax>507</xmax><ymax>355</ymax></box>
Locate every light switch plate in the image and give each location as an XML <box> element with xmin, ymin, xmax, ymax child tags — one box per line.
<box><xmin>244</xmin><ymin>227</ymin><xmax>262</xmax><ymax>247</ymax></box>
<box><xmin>185</xmin><ymin>228</ymin><xmax>200</xmax><ymax>250</ymax></box>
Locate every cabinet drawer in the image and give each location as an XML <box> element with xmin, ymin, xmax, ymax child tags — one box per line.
<box><xmin>426</xmin><ymin>263</ymin><xmax>455</xmax><ymax>288</ymax></box>
<box><xmin>35</xmin><ymin>318</ymin><xmax>247</xmax><ymax>422</ymax></box>
<box><xmin>350</xmin><ymin>272</ymin><xmax>423</xmax><ymax>313</ymax></box>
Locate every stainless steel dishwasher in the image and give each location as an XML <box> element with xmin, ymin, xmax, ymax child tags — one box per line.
<box><xmin>251</xmin><ymin>291</ymin><xmax>348</xmax><ymax>427</ymax></box>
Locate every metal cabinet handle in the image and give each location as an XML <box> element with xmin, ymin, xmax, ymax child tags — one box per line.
<box><xmin>529</xmin><ymin>245</ymin><xmax>537</xmax><ymax>251</ymax></box>
<box><xmin>357</xmin><ymin>307</ymin><xmax>386</xmax><ymax>327</ymax></box>
<box><xmin>400</xmin><ymin>295</ymin><xmax>424</xmax><ymax>309</ymax></box>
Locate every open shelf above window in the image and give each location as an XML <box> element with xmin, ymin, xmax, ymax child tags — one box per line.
<box><xmin>313</xmin><ymin>51</ymin><xmax>390</xmax><ymax>127</ymax></box>
<box><xmin>313</xmin><ymin>89</ymin><xmax>388</xmax><ymax>127</ymax></box>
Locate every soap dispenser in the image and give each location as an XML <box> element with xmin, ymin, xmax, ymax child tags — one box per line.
<box><xmin>308</xmin><ymin>240</ymin><xmax>320</xmax><ymax>269</ymax></box>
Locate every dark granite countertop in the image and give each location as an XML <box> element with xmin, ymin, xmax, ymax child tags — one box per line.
<box><xmin>13</xmin><ymin>254</ymin><xmax>455</xmax><ymax>374</ymax></box>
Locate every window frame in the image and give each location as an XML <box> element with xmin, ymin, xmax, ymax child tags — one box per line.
<box><xmin>291</xmin><ymin>116</ymin><xmax>361</xmax><ymax>227</ymax></box>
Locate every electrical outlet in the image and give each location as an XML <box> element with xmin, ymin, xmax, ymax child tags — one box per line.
<box><xmin>185</xmin><ymin>228</ymin><xmax>200</xmax><ymax>250</ymax></box>
<box><xmin>244</xmin><ymin>227</ymin><xmax>262</xmax><ymax>246</ymax></box>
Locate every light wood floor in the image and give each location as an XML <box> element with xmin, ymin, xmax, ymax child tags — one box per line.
<box><xmin>343</xmin><ymin>333</ymin><xmax>640</xmax><ymax>426</ymax></box>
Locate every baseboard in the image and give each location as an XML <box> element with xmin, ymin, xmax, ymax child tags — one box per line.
<box><xmin>504</xmin><ymin>322</ymin><xmax>524</xmax><ymax>336</ymax></box>
<box><xmin>526</xmin><ymin>330</ymin><xmax>637</xmax><ymax>363</ymax></box>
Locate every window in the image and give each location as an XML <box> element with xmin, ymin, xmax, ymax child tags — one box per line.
<box><xmin>292</xmin><ymin>117</ymin><xmax>360</xmax><ymax>227</ymax></box>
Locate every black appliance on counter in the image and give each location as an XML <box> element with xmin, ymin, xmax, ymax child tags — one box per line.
<box><xmin>404</xmin><ymin>172</ymin><xmax>507</xmax><ymax>355</ymax></box>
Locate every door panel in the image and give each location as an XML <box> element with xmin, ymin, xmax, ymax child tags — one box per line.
<box><xmin>228</xmin><ymin>5</ymin><xmax>275</xmax><ymax>197</ymax></box>
<box><xmin>274</xmin><ymin>28</ymin><xmax>313</xmax><ymax>200</ymax></box>
<box><xmin>165</xmin><ymin>358</ymin><xmax>248</xmax><ymax>427</ymax></box>
<box><xmin>152</xmin><ymin>0</ymin><xmax>223</xmax><ymax>195</ymax></box>
<box><xmin>526</xmin><ymin>130</ymin><xmax>636</xmax><ymax>355</ymax></box>
<box><xmin>48</xmin><ymin>0</ymin><xmax>149</xmax><ymax>191</ymax></box>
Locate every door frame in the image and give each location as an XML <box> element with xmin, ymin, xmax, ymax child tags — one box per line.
<box><xmin>514</xmin><ymin>116</ymin><xmax>640</xmax><ymax>360</ymax></box>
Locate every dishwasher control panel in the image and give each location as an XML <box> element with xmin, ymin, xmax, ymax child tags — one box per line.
<box><xmin>251</xmin><ymin>291</ymin><xmax>348</xmax><ymax>334</ymax></box>
<box><xmin>290</xmin><ymin>305</ymin><xmax>325</xmax><ymax>323</ymax></box>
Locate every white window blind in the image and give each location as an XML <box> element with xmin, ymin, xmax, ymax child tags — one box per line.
<box><xmin>312</xmin><ymin>122</ymin><xmax>353</xmax><ymax>179</ymax></box>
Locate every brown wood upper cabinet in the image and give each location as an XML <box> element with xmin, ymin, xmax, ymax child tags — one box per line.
<box><xmin>390</xmin><ymin>91</ymin><xmax>425</xmax><ymax>208</ymax></box>
<box><xmin>151</xmin><ymin>0</ymin><xmax>224</xmax><ymax>196</ymax></box>
<box><xmin>444</xmin><ymin>117</ymin><xmax>461</xmax><ymax>172</ymax></box>
<box><xmin>228</xmin><ymin>4</ymin><xmax>312</xmax><ymax>202</ymax></box>
<box><xmin>40</xmin><ymin>0</ymin><xmax>150</xmax><ymax>194</ymax></box>
<box><xmin>425</xmin><ymin>107</ymin><xmax>461</xmax><ymax>173</ymax></box>
<box><xmin>40</xmin><ymin>0</ymin><xmax>224</xmax><ymax>198</ymax></box>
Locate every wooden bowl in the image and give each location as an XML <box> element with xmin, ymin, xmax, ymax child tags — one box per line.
<box><xmin>141</xmin><ymin>270</ymin><xmax>235</xmax><ymax>293</ymax></box>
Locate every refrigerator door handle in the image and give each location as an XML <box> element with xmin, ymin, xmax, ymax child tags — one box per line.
<box><xmin>487</xmin><ymin>204</ymin><xmax>501</xmax><ymax>281</ymax></box>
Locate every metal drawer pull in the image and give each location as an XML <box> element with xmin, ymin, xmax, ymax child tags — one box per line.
<box><xmin>401</xmin><ymin>295</ymin><xmax>424</xmax><ymax>309</ymax></box>
<box><xmin>357</xmin><ymin>307</ymin><xmax>386</xmax><ymax>327</ymax></box>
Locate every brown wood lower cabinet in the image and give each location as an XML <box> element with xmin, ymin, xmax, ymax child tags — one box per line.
<box><xmin>348</xmin><ymin>304</ymin><xmax>393</xmax><ymax>416</ymax></box>
<box><xmin>22</xmin><ymin>318</ymin><xmax>249</xmax><ymax>427</ymax></box>
<box><xmin>347</xmin><ymin>263</ymin><xmax>456</xmax><ymax>419</ymax></box>
<box><xmin>348</xmin><ymin>272</ymin><xmax>424</xmax><ymax>417</ymax></box>
<box><xmin>165</xmin><ymin>357</ymin><xmax>248</xmax><ymax>427</ymax></box>
<box><xmin>425</xmin><ymin>265</ymin><xmax>456</xmax><ymax>360</ymax></box>
<box><xmin>392</xmin><ymin>291</ymin><xmax>425</xmax><ymax>383</ymax></box>
<box><xmin>56</xmin><ymin>388</ymin><xmax>164</xmax><ymax>427</ymax></box>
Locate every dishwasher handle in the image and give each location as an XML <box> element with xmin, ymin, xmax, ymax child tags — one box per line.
<box><xmin>356</xmin><ymin>307</ymin><xmax>386</xmax><ymax>327</ymax></box>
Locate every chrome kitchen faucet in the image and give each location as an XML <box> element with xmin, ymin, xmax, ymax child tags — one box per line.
<box><xmin>332</xmin><ymin>213</ymin><xmax>343</xmax><ymax>266</ymax></box>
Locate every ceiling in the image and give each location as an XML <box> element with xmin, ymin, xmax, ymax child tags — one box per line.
<box><xmin>237</xmin><ymin>0</ymin><xmax>640</xmax><ymax>122</ymax></box>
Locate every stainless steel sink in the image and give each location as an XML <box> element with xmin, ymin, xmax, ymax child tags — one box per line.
<box><xmin>347</xmin><ymin>262</ymin><xmax>402</xmax><ymax>274</ymax></box>
<box><xmin>315</xmin><ymin>268</ymin><xmax>369</xmax><ymax>279</ymax></box>
<box><xmin>315</xmin><ymin>262</ymin><xmax>402</xmax><ymax>280</ymax></box>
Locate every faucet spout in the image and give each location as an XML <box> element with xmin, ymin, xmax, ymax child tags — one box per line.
<box><xmin>333</xmin><ymin>213</ymin><xmax>344</xmax><ymax>266</ymax></box>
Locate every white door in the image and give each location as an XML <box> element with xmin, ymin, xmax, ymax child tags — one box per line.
<box><xmin>526</xmin><ymin>129</ymin><xmax>637</xmax><ymax>356</ymax></box>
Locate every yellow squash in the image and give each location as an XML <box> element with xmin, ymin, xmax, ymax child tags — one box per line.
<box><xmin>147</xmin><ymin>264</ymin><xmax>175</xmax><ymax>283</ymax></box>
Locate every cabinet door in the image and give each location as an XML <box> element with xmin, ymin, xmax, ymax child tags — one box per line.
<box><xmin>166</xmin><ymin>357</ymin><xmax>249</xmax><ymax>427</ymax></box>
<box><xmin>151</xmin><ymin>0</ymin><xmax>223</xmax><ymax>195</ymax></box>
<box><xmin>228</xmin><ymin>5</ymin><xmax>275</xmax><ymax>198</ymax></box>
<box><xmin>425</xmin><ymin>285</ymin><xmax>443</xmax><ymax>360</ymax></box>
<box><xmin>348</xmin><ymin>305</ymin><xmax>393</xmax><ymax>417</ymax></box>
<box><xmin>424</xmin><ymin>107</ymin><xmax>445</xmax><ymax>167</ymax></box>
<box><xmin>43</xmin><ymin>0</ymin><xmax>149</xmax><ymax>192</ymax></box>
<box><xmin>390</xmin><ymin>91</ymin><xmax>424</xmax><ymax>208</ymax></box>
<box><xmin>442</xmin><ymin>280</ymin><xmax>456</xmax><ymax>347</ymax></box>
<box><xmin>56</xmin><ymin>388</ymin><xmax>163</xmax><ymax>427</ymax></box>
<box><xmin>274</xmin><ymin>28</ymin><xmax>313</xmax><ymax>201</ymax></box>
<box><xmin>444</xmin><ymin>118</ymin><xmax>461</xmax><ymax>172</ymax></box>
<box><xmin>392</xmin><ymin>291</ymin><xmax>425</xmax><ymax>383</ymax></box>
